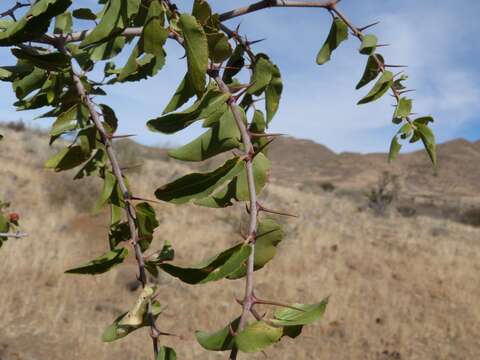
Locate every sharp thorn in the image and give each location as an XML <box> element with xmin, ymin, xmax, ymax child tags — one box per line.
<box><xmin>358</xmin><ymin>21</ymin><xmax>380</xmax><ymax>32</ymax></box>
<box><xmin>257</xmin><ymin>204</ymin><xmax>298</xmax><ymax>218</ymax></box>
<box><xmin>385</xmin><ymin>64</ymin><xmax>408</xmax><ymax>68</ymax></box>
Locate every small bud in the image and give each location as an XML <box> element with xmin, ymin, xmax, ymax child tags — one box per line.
<box><xmin>8</xmin><ymin>212</ymin><xmax>19</xmax><ymax>223</ymax></box>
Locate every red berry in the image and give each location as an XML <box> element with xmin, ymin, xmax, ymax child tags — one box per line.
<box><xmin>8</xmin><ymin>213</ymin><xmax>19</xmax><ymax>223</ymax></box>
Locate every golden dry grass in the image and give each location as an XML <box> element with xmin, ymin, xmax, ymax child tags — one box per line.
<box><xmin>1</xmin><ymin>126</ymin><xmax>480</xmax><ymax>359</ymax></box>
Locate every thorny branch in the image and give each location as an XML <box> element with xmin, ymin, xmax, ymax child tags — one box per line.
<box><xmin>70</xmin><ymin>69</ymin><xmax>161</xmax><ymax>359</ymax></box>
<box><xmin>9</xmin><ymin>1</ymin><xmax>418</xmax><ymax>359</ymax></box>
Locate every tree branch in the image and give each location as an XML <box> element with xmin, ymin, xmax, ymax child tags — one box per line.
<box><xmin>213</xmin><ymin>75</ymin><xmax>259</xmax><ymax>360</ymax></box>
<box><xmin>71</xmin><ymin>70</ymin><xmax>160</xmax><ymax>360</ymax></box>
<box><xmin>219</xmin><ymin>0</ymin><xmax>339</xmax><ymax>22</ymax></box>
<box><xmin>330</xmin><ymin>5</ymin><xmax>414</xmax><ymax>127</ymax></box>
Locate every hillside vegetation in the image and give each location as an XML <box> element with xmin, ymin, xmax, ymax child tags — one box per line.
<box><xmin>1</xmin><ymin>125</ymin><xmax>480</xmax><ymax>359</ymax></box>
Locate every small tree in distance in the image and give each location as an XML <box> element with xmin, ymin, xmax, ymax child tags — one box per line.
<box><xmin>0</xmin><ymin>0</ymin><xmax>436</xmax><ymax>359</ymax></box>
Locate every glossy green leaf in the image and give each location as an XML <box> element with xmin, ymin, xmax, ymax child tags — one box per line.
<box><xmin>11</xmin><ymin>48</ymin><xmax>70</xmax><ymax>71</ymax></box>
<box><xmin>102</xmin><ymin>300</ymin><xmax>163</xmax><ymax>342</ymax></box>
<box><xmin>45</xmin><ymin>146</ymin><xmax>90</xmax><ymax>172</ymax></box>
<box><xmin>228</xmin><ymin>219</ymin><xmax>283</xmax><ymax>279</ymax></box>
<box><xmin>194</xmin><ymin>152</ymin><xmax>271</xmax><ymax>208</ymax></box>
<box><xmin>271</xmin><ymin>299</ymin><xmax>329</xmax><ymax>327</ymax></box>
<box><xmin>415</xmin><ymin>123</ymin><xmax>437</xmax><ymax>166</ymax></box>
<box><xmin>94</xmin><ymin>171</ymin><xmax>116</xmax><ymax>211</ymax></box>
<box><xmin>388</xmin><ymin>136</ymin><xmax>402</xmax><ymax>163</ymax></box>
<box><xmin>248</xmin><ymin>56</ymin><xmax>275</xmax><ymax>95</ymax></box>
<box><xmin>81</xmin><ymin>0</ymin><xmax>140</xmax><ymax>48</ymax></box>
<box><xmin>0</xmin><ymin>0</ymin><xmax>72</xmax><ymax>46</ymax></box>
<box><xmin>162</xmin><ymin>74</ymin><xmax>196</xmax><ymax>114</ymax></box>
<box><xmin>356</xmin><ymin>55</ymin><xmax>384</xmax><ymax>90</ymax></box>
<box><xmin>90</xmin><ymin>36</ymin><xmax>127</xmax><ymax>61</ymax></box>
<box><xmin>65</xmin><ymin>248</ymin><xmax>128</xmax><ymax>275</ymax></box>
<box><xmin>235</xmin><ymin>321</ymin><xmax>283</xmax><ymax>353</ymax></box>
<box><xmin>357</xmin><ymin>70</ymin><xmax>393</xmax><ymax>105</ymax></box>
<box><xmin>316</xmin><ymin>17</ymin><xmax>349</xmax><ymax>65</ymax></box>
<box><xmin>49</xmin><ymin>103</ymin><xmax>89</xmax><ymax>137</ymax></box>
<box><xmin>236</xmin><ymin>152</ymin><xmax>271</xmax><ymax>201</ymax></box>
<box><xmin>195</xmin><ymin>318</ymin><xmax>240</xmax><ymax>351</ymax></box>
<box><xmin>148</xmin><ymin>89</ymin><xmax>229</xmax><ymax>134</ymax></box>
<box><xmin>142</xmin><ymin>0</ymin><xmax>168</xmax><ymax>58</ymax></box>
<box><xmin>54</xmin><ymin>12</ymin><xmax>72</xmax><ymax>35</ymax></box>
<box><xmin>179</xmin><ymin>14</ymin><xmax>208</xmax><ymax>95</ymax></box>
<box><xmin>192</xmin><ymin>0</ymin><xmax>212</xmax><ymax>25</ymax></box>
<box><xmin>265</xmin><ymin>64</ymin><xmax>283</xmax><ymax>124</ymax></box>
<box><xmin>160</xmin><ymin>244</ymin><xmax>251</xmax><ymax>284</ymax></box>
<box><xmin>135</xmin><ymin>202</ymin><xmax>159</xmax><ymax>251</ymax></box>
<box><xmin>155</xmin><ymin>157</ymin><xmax>244</xmax><ymax>204</ymax></box>
<box><xmin>13</xmin><ymin>67</ymin><xmax>47</xmax><ymax>100</ymax></box>
<box><xmin>359</xmin><ymin>34</ymin><xmax>377</xmax><ymax>55</ymax></box>
<box><xmin>393</xmin><ymin>97</ymin><xmax>412</xmax><ymax>123</ymax></box>
<box><xmin>207</xmin><ymin>32</ymin><xmax>232</xmax><ymax>63</ymax></box>
<box><xmin>222</xmin><ymin>45</ymin><xmax>245</xmax><ymax>84</ymax></box>
<box><xmin>168</xmin><ymin>109</ymin><xmax>241</xmax><ymax>161</ymax></box>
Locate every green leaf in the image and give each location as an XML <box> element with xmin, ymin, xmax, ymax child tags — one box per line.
<box><xmin>194</xmin><ymin>152</ymin><xmax>271</xmax><ymax>208</ymax></box>
<box><xmin>271</xmin><ymin>299</ymin><xmax>329</xmax><ymax>327</ymax></box>
<box><xmin>235</xmin><ymin>321</ymin><xmax>283</xmax><ymax>353</ymax></box>
<box><xmin>11</xmin><ymin>48</ymin><xmax>70</xmax><ymax>71</ymax></box>
<box><xmin>228</xmin><ymin>219</ymin><xmax>283</xmax><ymax>279</ymax></box>
<box><xmin>155</xmin><ymin>157</ymin><xmax>244</xmax><ymax>204</ymax></box>
<box><xmin>195</xmin><ymin>318</ymin><xmax>240</xmax><ymax>351</ymax></box>
<box><xmin>0</xmin><ymin>0</ymin><xmax>72</xmax><ymax>46</ymax></box>
<box><xmin>265</xmin><ymin>65</ymin><xmax>283</xmax><ymax>124</ymax></box>
<box><xmin>45</xmin><ymin>146</ymin><xmax>90</xmax><ymax>172</ymax></box>
<box><xmin>49</xmin><ymin>103</ymin><xmax>89</xmax><ymax>137</ymax></box>
<box><xmin>316</xmin><ymin>17</ymin><xmax>349</xmax><ymax>65</ymax></box>
<box><xmin>388</xmin><ymin>136</ymin><xmax>402</xmax><ymax>163</ymax></box>
<box><xmin>415</xmin><ymin>123</ymin><xmax>437</xmax><ymax>166</ymax></box>
<box><xmin>135</xmin><ymin>202</ymin><xmax>159</xmax><ymax>251</ymax></box>
<box><xmin>54</xmin><ymin>12</ymin><xmax>73</xmax><ymax>35</ymax></box>
<box><xmin>357</xmin><ymin>70</ymin><xmax>393</xmax><ymax>105</ymax></box>
<box><xmin>160</xmin><ymin>244</ymin><xmax>251</xmax><ymax>284</ymax></box>
<box><xmin>72</xmin><ymin>8</ymin><xmax>97</xmax><ymax>20</ymax></box>
<box><xmin>192</xmin><ymin>0</ymin><xmax>212</xmax><ymax>25</ymax></box>
<box><xmin>359</xmin><ymin>34</ymin><xmax>377</xmax><ymax>55</ymax></box>
<box><xmin>142</xmin><ymin>0</ymin><xmax>168</xmax><ymax>58</ymax></box>
<box><xmin>13</xmin><ymin>67</ymin><xmax>47</xmax><ymax>100</ymax></box>
<box><xmin>179</xmin><ymin>14</ymin><xmax>208</xmax><ymax>95</ymax></box>
<box><xmin>162</xmin><ymin>74</ymin><xmax>196</xmax><ymax>114</ymax></box>
<box><xmin>356</xmin><ymin>55</ymin><xmax>384</xmax><ymax>90</ymax></box>
<box><xmin>81</xmin><ymin>0</ymin><xmax>140</xmax><ymax>48</ymax></box>
<box><xmin>207</xmin><ymin>32</ymin><xmax>233</xmax><ymax>63</ymax></box>
<box><xmin>248</xmin><ymin>55</ymin><xmax>275</xmax><ymax>95</ymax></box>
<box><xmin>168</xmin><ymin>109</ymin><xmax>241</xmax><ymax>161</ymax></box>
<box><xmin>94</xmin><ymin>171</ymin><xmax>117</xmax><ymax>211</ymax></box>
<box><xmin>393</xmin><ymin>97</ymin><xmax>412</xmax><ymax>123</ymax></box>
<box><xmin>90</xmin><ymin>36</ymin><xmax>127</xmax><ymax>61</ymax></box>
<box><xmin>222</xmin><ymin>45</ymin><xmax>245</xmax><ymax>84</ymax></box>
<box><xmin>148</xmin><ymin>89</ymin><xmax>229</xmax><ymax>134</ymax></box>
<box><xmin>157</xmin><ymin>346</ymin><xmax>177</xmax><ymax>360</ymax></box>
<box><xmin>102</xmin><ymin>299</ymin><xmax>163</xmax><ymax>342</ymax></box>
<box><xmin>65</xmin><ymin>248</ymin><xmax>128</xmax><ymax>275</ymax></box>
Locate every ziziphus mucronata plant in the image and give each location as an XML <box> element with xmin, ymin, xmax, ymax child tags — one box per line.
<box><xmin>0</xmin><ymin>0</ymin><xmax>437</xmax><ymax>358</ymax></box>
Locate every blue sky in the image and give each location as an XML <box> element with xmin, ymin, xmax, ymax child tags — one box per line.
<box><xmin>0</xmin><ymin>0</ymin><xmax>479</xmax><ymax>153</ymax></box>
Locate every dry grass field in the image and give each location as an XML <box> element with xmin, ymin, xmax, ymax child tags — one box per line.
<box><xmin>1</xmin><ymin>124</ymin><xmax>480</xmax><ymax>359</ymax></box>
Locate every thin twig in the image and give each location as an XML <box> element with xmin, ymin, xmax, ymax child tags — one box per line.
<box><xmin>0</xmin><ymin>232</ymin><xmax>28</xmax><ymax>238</ymax></box>
<box><xmin>219</xmin><ymin>0</ymin><xmax>340</xmax><ymax>22</ymax></box>
<box><xmin>214</xmin><ymin>76</ymin><xmax>259</xmax><ymax>360</ymax></box>
<box><xmin>70</xmin><ymin>70</ymin><xmax>160</xmax><ymax>360</ymax></box>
